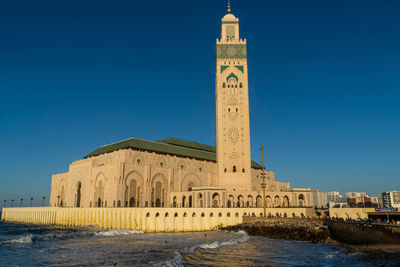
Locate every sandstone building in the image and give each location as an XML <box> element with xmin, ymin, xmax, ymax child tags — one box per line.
<box><xmin>50</xmin><ymin>5</ymin><xmax>312</xmax><ymax>210</ymax></box>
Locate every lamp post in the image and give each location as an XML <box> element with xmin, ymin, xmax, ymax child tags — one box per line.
<box><xmin>260</xmin><ymin>146</ymin><xmax>267</xmax><ymax>218</ymax></box>
<box><xmin>20</xmin><ymin>198</ymin><xmax>23</xmax><ymax>207</ymax></box>
<box><xmin>30</xmin><ymin>197</ymin><xmax>34</xmax><ymax>207</ymax></box>
<box><xmin>11</xmin><ymin>199</ymin><xmax>14</xmax><ymax>207</ymax></box>
<box><xmin>42</xmin><ymin>196</ymin><xmax>46</xmax><ymax>206</ymax></box>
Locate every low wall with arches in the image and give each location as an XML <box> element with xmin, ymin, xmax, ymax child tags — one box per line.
<box><xmin>329</xmin><ymin>208</ymin><xmax>376</xmax><ymax>220</ymax></box>
<box><xmin>1</xmin><ymin>207</ymin><xmax>313</xmax><ymax>232</ymax></box>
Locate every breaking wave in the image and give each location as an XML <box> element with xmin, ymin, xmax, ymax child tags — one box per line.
<box><xmin>149</xmin><ymin>231</ymin><xmax>249</xmax><ymax>267</ymax></box>
<box><xmin>1</xmin><ymin>228</ymin><xmax>143</xmax><ymax>245</ymax></box>
<box><xmin>183</xmin><ymin>230</ymin><xmax>249</xmax><ymax>253</ymax></box>
<box><xmin>2</xmin><ymin>234</ymin><xmax>33</xmax><ymax>244</ymax></box>
<box><xmin>94</xmin><ymin>229</ymin><xmax>144</xmax><ymax>236</ymax></box>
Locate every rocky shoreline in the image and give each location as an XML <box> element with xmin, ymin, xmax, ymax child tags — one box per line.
<box><xmin>220</xmin><ymin>218</ymin><xmax>400</xmax><ymax>263</ymax></box>
<box><xmin>221</xmin><ymin>219</ymin><xmax>332</xmax><ymax>244</ymax></box>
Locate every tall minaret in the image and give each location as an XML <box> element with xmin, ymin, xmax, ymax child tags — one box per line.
<box><xmin>216</xmin><ymin>2</ymin><xmax>252</xmax><ymax>191</ymax></box>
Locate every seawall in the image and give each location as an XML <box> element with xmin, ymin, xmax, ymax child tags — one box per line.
<box><xmin>325</xmin><ymin>220</ymin><xmax>400</xmax><ymax>245</ymax></box>
<box><xmin>1</xmin><ymin>207</ymin><xmax>311</xmax><ymax>232</ymax></box>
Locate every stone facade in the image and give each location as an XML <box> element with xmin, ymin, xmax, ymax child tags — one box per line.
<box><xmin>49</xmin><ymin>9</ymin><xmax>312</xmax><ymax>210</ymax></box>
<box><xmin>1</xmin><ymin>207</ymin><xmax>313</xmax><ymax>232</ymax></box>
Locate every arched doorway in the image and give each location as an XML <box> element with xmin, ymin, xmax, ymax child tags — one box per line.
<box><xmin>151</xmin><ymin>174</ymin><xmax>167</xmax><ymax>207</ymax></box>
<box><xmin>189</xmin><ymin>195</ymin><xmax>192</xmax><ymax>207</ymax></box>
<box><xmin>237</xmin><ymin>195</ymin><xmax>244</xmax><ymax>207</ymax></box>
<box><xmin>155</xmin><ymin>181</ymin><xmax>162</xmax><ymax>207</ymax></box>
<box><xmin>96</xmin><ymin>180</ymin><xmax>104</xmax><ymax>207</ymax></box>
<box><xmin>59</xmin><ymin>185</ymin><xmax>65</xmax><ymax>207</ymax></box>
<box><xmin>129</xmin><ymin>197</ymin><xmax>136</xmax><ymax>207</ymax></box>
<box><xmin>94</xmin><ymin>174</ymin><xmax>105</xmax><ymax>208</ymax></box>
<box><xmin>212</xmin><ymin>193</ymin><xmax>220</xmax><ymax>208</ymax></box>
<box><xmin>197</xmin><ymin>193</ymin><xmax>203</xmax><ymax>208</ymax></box>
<box><xmin>298</xmin><ymin>194</ymin><xmax>305</xmax><ymax>207</ymax></box>
<box><xmin>76</xmin><ymin>182</ymin><xmax>82</xmax><ymax>207</ymax></box>
<box><xmin>247</xmin><ymin>195</ymin><xmax>253</xmax><ymax>207</ymax></box>
<box><xmin>266</xmin><ymin>195</ymin><xmax>272</xmax><ymax>207</ymax></box>
<box><xmin>125</xmin><ymin>172</ymin><xmax>143</xmax><ymax>208</ymax></box>
<box><xmin>283</xmin><ymin>196</ymin><xmax>289</xmax><ymax>207</ymax></box>
<box><xmin>274</xmin><ymin>196</ymin><xmax>280</xmax><ymax>207</ymax></box>
<box><xmin>256</xmin><ymin>195</ymin><xmax>262</xmax><ymax>208</ymax></box>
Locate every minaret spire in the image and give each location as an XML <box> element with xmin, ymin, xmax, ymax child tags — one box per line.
<box><xmin>227</xmin><ymin>0</ymin><xmax>231</xmax><ymax>14</ymax></box>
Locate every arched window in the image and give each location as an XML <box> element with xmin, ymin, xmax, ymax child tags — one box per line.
<box><xmin>224</xmin><ymin>168</ymin><xmax>227</xmax><ymax>173</ymax></box>
<box><xmin>242</xmin><ymin>168</ymin><xmax>245</xmax><ymax>173</ymax></box>
<box><xmin>223</xmin><ymin>82</ymin><xmax>226</xmax><ymax>88</ymax></box>
<box><xmin>228</xmin><ymin>108</ymin><xmax>231</xmax><ymax>112</ymax></box>
<box><xmin>236</xmin><ymin>108</ymin><xmax>238</xmax><ymax>112</ymax></box>
<box><xmin>233</xmin><ymin>166</ymin><xmax>237</xmax><ymax>173</ymax></box>
<box><xmin>240</xmin><ymin>83</ymin><xmax>242</xmax><ymax>88</ymax></box>
<box><xmin>137</xmin><ymin>159</ymin><xmax>141</xmax><ymax>165</ymax></box>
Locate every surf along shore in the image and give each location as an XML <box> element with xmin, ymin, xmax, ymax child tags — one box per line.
<box><xmin>220</xmin><ymin>217</ymin><xmax>400</xmax><ymax>261</ymax></box>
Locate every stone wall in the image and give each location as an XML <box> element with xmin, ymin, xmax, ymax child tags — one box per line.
<box><xmin>329</xmin><ymin>208</ymin><xmax>376</xmax><ymax>220</ymax></box>
<box><xmin>1</xmin><ymin>207</ymin><xmax>312</xmax><ymax>232</ymax></box>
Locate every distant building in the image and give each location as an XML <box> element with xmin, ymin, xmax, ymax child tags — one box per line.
<box><xmin>311</xmin><ymin>189</ymin><xmax>327</xmax><ymax>208</ymax></box>
<box><xmin>382</xmin><ymin>191</ymin><xmax>400</xmax><ymax>208</ymax></box>
<box><xmin>344</xmin><ymin>192</ymin><xmax>369</xmax><ymax>207</ymax></box>
<box><xmin>371</xmin><ymin>194</ymin><xmax>383</xmax><ymax>207</ymax></box>
<box><xmin>328</xmin><ymin>191</ymin><xmax>347</xmax><ymax>208</ymax></box>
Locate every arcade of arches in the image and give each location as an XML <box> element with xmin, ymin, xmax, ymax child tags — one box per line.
<box><xmin>50</xmin><ymin>144</ymin><xmax>312</xmax><ymax>208</ymax></box>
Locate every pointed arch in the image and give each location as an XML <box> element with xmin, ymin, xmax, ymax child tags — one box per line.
<box><xmin>151</xmin><ymin>173</ymin><xmax>168</xmax><ymax>207</ymax></box>
<box><xmin>125</xmin><ymin>171</ymin><xmax>144</xmax><ymax>207</ymax></box>
<box><xmin>181</xmin><ymin>173</ymin><xmax>202</xmax><ymax>191</ymax></box>
<box><xmin>226</xmin><ymin>72</ymin><xmax>238</xmax><ymax>82</ymax></box>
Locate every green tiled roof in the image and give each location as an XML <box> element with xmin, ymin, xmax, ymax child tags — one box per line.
<box><xmin>85</xmin><ymin>137</ymin><xmax>262</xmax><ymax>169</ymax></box>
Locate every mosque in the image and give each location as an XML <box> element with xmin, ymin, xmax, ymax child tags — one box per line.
<box><xmin>49</xmin><ymin>4</ymin><xmax>312</xmax><ymax>210</ymax></box>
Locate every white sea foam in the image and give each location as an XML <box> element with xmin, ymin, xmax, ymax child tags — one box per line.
<box><xmin>183</xmin><ymin>231</ymin><xmax>249</xmax><ymax>253</ymax></box>
<box><xmin>94</xmin><ymin>229</ymin><xmax>143</xmax><ymax>236</ymax></box>
<box><xmin>3</xmin><ymin>234</ymin><xmax>33</xmax><ymax>244</ymax></box>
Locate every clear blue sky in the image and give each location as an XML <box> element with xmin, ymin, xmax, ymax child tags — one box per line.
<box><xmin>1</xmin><ymin>0</ymin><xmax>399</xmax><ymax>205</ymax></box>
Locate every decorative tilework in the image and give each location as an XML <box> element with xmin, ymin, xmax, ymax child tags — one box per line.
<box><xmin>220</xmin><ymin>66</ymin><xmax>229</xmax><ymax>73</ymax></box>
<box><xmin>216</xmin><ymin>44</ymin><xmax>247</xmax><ymax>59</ymax></box>
<box><xmin>226</xmin><ymin>73</ymin><xmax>238</xmax><ymax>82</ymax></box>
<box><xmin>235</xmin><ymin>66</ymin><xmax>244</xmax><ymax>73</ymax></box>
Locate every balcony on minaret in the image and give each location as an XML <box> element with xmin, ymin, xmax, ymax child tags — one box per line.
<box><xmin>216</xmin><ymin>38</ymin><xmax>246</xmax><ymax>45</ymax></box>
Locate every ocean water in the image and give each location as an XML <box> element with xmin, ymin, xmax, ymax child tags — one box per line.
<box><xmin>0</xmin><ymin>221</ymin><xmax>396</xmax><ymax>266</ymax></box>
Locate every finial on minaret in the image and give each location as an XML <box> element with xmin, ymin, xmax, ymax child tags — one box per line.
<box><xmin>227</xmin><ymin>0</ymin><xmax>231</xmax><ymax>14</ymax></box>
